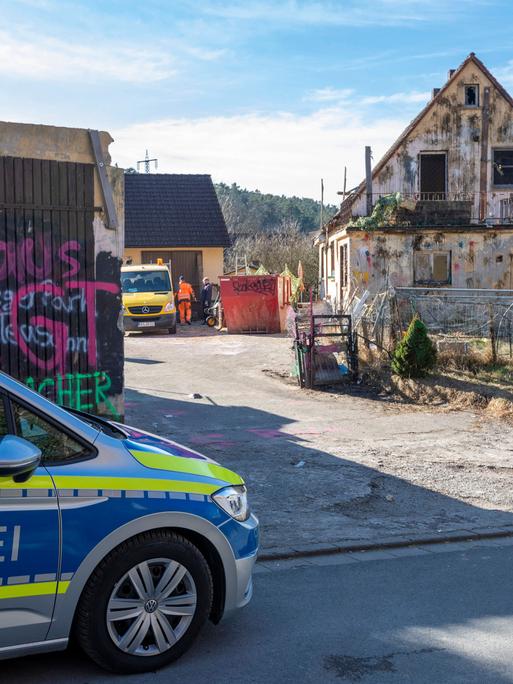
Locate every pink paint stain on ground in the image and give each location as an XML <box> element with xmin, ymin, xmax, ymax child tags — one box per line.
<box><xmin>247</xmin><ymin>428</ymin><xmax>287</xmax><ymax>439</ymax></box>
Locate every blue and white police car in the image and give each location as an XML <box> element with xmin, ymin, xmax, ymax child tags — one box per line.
<box><xmin>0</xmin><ymin>371</ymin><xmax>258</xmax><ymax>673</ymax></box>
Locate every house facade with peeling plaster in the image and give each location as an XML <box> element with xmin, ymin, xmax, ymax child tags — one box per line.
<box><xmin>320</xmin><ymin>53</ymin><xmax>513</xmax><ymax>310</ymax></box>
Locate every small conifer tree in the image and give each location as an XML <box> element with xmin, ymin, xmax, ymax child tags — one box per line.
<box><xmin>391</xmin><ymin>315</ymin><xmax>437</xmax><ymax>378</ymax></box>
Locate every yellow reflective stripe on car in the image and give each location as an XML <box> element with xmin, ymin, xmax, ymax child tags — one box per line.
<box><xmin>51</xmin><ymin>476</ymin><xmax>219</xmax><ymax>496</ymax></box>
<box><xmin>0</xmin><ymin>580</ymin><xmax>69</xmax><ymax>600</ymax></box>
<box><xmin>129</xmin><ymin>450</ymin><xmax>244</xmax><ymax>487</ymax></box>
<box><xmin>0</xmin><ymin>475</ymin><xmax>54</xmax><ymax>489</ymax></box>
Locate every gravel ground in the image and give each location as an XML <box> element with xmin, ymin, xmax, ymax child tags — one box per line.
<box><xmin>124</xmin><ymin>326</ymin><xmax>513</xmax><ymax>554</ymax></box>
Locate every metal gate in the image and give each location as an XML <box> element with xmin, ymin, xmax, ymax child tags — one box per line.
<box><xmin>0</xmin><ymin>156</ymin><xmax>123</xmax><ymax>417</ymax></box>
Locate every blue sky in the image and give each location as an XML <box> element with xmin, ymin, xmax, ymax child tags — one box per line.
<box><xmin>2</xmin><ymin>0</ymin><xmax>513</xmax><ymax>202</ymax></box>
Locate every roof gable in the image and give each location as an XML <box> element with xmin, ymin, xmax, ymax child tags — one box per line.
<box><xmin>125</xmin><ymin>173</ymin><xmax>230</xmax><ymax>248</ymax></box>
<box><xmin>335</xmin><ymin>53</ymin><xmax>513</xmax><ymax>225</ymax></box>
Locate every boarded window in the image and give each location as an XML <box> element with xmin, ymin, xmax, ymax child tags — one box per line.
<box><xmin>414</xmin><ymin>251</ymin><xmax>451</xmax><ymax>285</ymax></box>
<box><xmin>493</xmin><ymin>150</ymin><xmax>513</xmax><ymax>186</ymax></box>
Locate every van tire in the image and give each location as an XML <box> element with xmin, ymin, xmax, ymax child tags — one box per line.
<box><xmin>75</xmin><ymin>530</ymin><xmax>213</xmax><ymax>674</ymax></box>
<box><xmin>168</xmin><ymin>324</ymin><xmax>177</xmax><ymax>334</ymax></box>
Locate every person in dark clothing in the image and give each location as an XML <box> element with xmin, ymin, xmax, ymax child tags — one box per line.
<box><xmin>200</xmin><ymin>277</ymin><xmax>213</xmax><ymax>324</ymax></box>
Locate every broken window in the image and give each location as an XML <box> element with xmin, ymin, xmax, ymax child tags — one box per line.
<box><xmin>493</xmin><ymin>149</ymin><xmax>513</xmax><ymax>186</ymax></box>
<box><xmin>414</xmin><ymin>251</ymin><xmax>451</xmax><ymax>285</ymax></box>
<box><xmin>464</xmin><ymin>84</ymin><xmax>479</xmax><ymax>107</ymax></box>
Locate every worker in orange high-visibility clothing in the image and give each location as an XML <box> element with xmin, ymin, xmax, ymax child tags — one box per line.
<box><xmin>176</xmin><ymin>275</ymin><xmax>195</xmax><ymax>325</ymax></box>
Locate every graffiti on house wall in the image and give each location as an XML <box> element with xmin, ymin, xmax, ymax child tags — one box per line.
<box><xmin>0</xmin><ymin>156</ymin><xmax>122</xmax><ymax>417</ymax></box>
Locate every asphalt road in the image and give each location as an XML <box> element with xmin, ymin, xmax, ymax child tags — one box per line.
<box><xmin>124</xmin><ymin>331</ymin><xmax>513</xmax><ymax>555</ymax></box>
<box><xmin>6</xmin><ymin>538</ymin><xmax>513</xmax><ymax>683</ymax></box>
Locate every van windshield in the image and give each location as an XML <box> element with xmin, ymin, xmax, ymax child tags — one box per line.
<box><xmin>122</xmin><ymin>270</ymin><xmax>171</xmax><ymax>293</ymax></box>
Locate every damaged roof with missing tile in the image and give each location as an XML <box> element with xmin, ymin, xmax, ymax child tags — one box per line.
<box><xmin>124</xmin><ymin>173</ymin><xmax>230</xmax><ymax>248</ymax></box>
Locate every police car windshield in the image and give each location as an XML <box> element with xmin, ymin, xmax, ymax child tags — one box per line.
<box><xmin>122</xmin><ymin>270</ymin><xmax>171</xmax><ymax>293</ymax></box>
<box><xmin>66</xmin><ymin>408</ymin><xmax>127</xmax><ymax>440</ymax></box>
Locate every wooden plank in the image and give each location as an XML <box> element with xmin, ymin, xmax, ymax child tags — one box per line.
<box><xmin>88</xmin><ymin>130</ymin><xmax>118</xmax><ymax>228</ymax></box>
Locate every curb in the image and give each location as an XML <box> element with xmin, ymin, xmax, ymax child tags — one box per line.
<box><xmin>257</xmin><ymin>529</ymin><xmax>513</xmax><ymax>562</ymax></box>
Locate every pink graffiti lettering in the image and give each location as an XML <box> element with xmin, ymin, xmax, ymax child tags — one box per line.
<box><xmin>58</xmin><ymin>241</ymin><xmax>81</xmax><ymax>279</ymax></box>
<box><xmin>67</xmin><ymin>280</ymin><xmax>120</xmax><ymax>369</ymax></box>
<box><xmin>0</xmin><ymin>239</ymin><xmax>81</xmax><ymax>284</ymax></box>
<box><xmin>10</xmin><ymin>280</ymin><xmax>119</xmax><ymax>374</ymax></box>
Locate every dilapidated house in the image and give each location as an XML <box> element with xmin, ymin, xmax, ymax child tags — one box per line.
<box><xmin>321</xmin><ymin>53</ymin><xmax>513</xmax><ymax>309</ymax></box>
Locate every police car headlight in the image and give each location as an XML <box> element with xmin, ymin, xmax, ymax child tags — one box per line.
<box><xmin>212</xmin><ymin>485</ymin><xmax>249</xmax><ymax>522</ymax></box>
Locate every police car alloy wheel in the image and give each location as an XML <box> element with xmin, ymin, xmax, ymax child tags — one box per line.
<box><xmin>106</xmin><ymin>557</ymin><xmax>197</xmax><ymax>656</ymax></box>
<box><xmin>76</xmin><ymin>530</ymin><xmax>213</xmax><ymax>674</ymax></box>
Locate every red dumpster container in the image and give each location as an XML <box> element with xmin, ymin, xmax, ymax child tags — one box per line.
<box><xmin>219</xmin><ymin>275</ymin><xmax>291</xmax><ymax>333</ymax></box>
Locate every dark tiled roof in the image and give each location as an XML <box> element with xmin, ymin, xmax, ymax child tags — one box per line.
<box><xmin>124</xmin><ymin>173</ymin><xmax>230</xmax><ymax>248</ymax></box>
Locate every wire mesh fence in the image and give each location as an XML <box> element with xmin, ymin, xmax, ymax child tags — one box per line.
<box><xmin>357</xmin><ymin>286</ymin><xmax>513</xmax><ymax>360</ymax></box>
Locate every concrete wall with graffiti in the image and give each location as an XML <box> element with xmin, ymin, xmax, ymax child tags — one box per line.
<box><xmin>0</xmin><ymin>122</ymin><xmax>124</xmax><ymax>419</ymax></box>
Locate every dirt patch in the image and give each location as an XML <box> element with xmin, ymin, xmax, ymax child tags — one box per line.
<box><xmin>381</xmin><ymin>370</ymin><xmax>513</xmax><ymax>420</ymax></box>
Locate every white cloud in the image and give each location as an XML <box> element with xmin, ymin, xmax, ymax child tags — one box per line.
<box><xmin>110</xmin><ymin>107</ymin><xmax>407</xmax><ymax>204</ymax></box>
<box><xmin>360</xmin><ymin>90</ymin><xmax>430</xmax><ymax>105</ymax></box>
<box><xmin>0</xmin><ymin>30</ymin><xmax>175</xmax><ymax>83</ymax></box>
<box><xmin>307</xmin><ymin>87</ymin><xmax>430</xmax><ymax>107</ymax></box>
<box><xmin>183</xmin><ymin>46</ymin><xmax>228</xmax><ymax>61</ymax></box>
<box><xmin>491</xmin><ymin>61</ymin><xmax>513</xmax><ymax>89</ymax></box>
<box><xmin>307</xmin><ymin>88</ymin><xmax>354</xmax><ymax>103</ymax></box>
<box><xmin>200</xmin><ymin>0</ymin><xmax>481</xmax><ymax>27</ymax></box>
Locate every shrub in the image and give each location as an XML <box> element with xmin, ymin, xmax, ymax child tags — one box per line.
<box><xmin>391</xmin><ymin>316</ymin><xmax>437</xmax><ymax>378</ymax></box>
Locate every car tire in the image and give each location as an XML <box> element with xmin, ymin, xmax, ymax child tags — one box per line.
<box><xmin>75</xmin><ymin>530</ymin><xmax>213</xmax><ymax>674</ymax></box>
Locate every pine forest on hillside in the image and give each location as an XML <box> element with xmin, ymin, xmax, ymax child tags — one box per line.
<box><xmin>214</xmin><ymin>182</ymin><xmax>337</xmax><ymax>236</ymax></box>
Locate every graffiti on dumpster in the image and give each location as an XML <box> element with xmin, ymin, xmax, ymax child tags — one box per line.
<box><xmin>232</xmin><ymin>277</ymin><xmax>277</xmax><ymax>296</ymax></box>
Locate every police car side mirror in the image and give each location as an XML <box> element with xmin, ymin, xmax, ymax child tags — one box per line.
<box><xmin>0</xmin><ymin>436</ymin><xmax>42</xmax><ymax>478</ymax></box>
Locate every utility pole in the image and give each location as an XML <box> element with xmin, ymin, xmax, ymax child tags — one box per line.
<box><xmin>137</xmin><ymin>149</ymin><xmax>158</xmax><ymax>174</ymax></box>
<box><xmin>336</xmin><ymin>166</ymin><xmax>348</xmax><ymax>207</ymax></box>
<box><xmin>365</xmin><ymin>146</ymin><xmax>373</xmax><ymax>216</ymax></box>
<box><xmin>321</xmin><ymin>178</ymin><xmax>329</xmax><ymax>299</ymax></box>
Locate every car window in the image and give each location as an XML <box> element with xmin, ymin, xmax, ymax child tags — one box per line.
<box><xmin>12</xmin><ymin>401</ymin><xmax>88</xmax><ymax>465</ymax></box>
<box><xmin>0</xmin><ymin>397</ymin><xmax>8</xmax><ymax>438</ymax></box>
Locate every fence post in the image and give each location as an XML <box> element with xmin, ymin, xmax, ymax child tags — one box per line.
<box><xmin>488</xmin><ymin>303</ymin><xmax>497</xmax><ymax>363</ymax></box>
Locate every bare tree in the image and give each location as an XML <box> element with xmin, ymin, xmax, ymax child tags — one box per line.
<box><xmin>225</xmin><ymin>222</ymin><xmax>318</xmax><ymax>288</ymax></box>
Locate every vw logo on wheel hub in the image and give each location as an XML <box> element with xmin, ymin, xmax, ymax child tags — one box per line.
<box><xmin>142</xmin><ymin>306</ymin><xmax>150</xmax><ymax>314</ymax></box>
<box><xmin>144</xmin><ymin>599</ymin><xmax>158</xmax><ymax>613</ymax></box>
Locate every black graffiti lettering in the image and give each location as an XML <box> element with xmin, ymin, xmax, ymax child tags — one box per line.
<box><xmin>232</xmin><ymin>277</ymin><xmax>276</xmax><ymax>296</ymax></box>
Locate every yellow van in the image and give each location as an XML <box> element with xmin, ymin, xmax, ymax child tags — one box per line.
<box><xmin>121</xmin><ymin>262</ymin><xmax>177</xmax><ymax>334</ymax></box>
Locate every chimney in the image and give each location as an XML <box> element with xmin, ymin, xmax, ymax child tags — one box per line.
<box><xmin>448</xmin><ymin>69</ymin><xmax>456</xmax><ymax>80</ymax></box>
<box><xmin>432</xmin><ymin>87</ymin><xmax>441</xmax><ymax>99</ymax></box>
